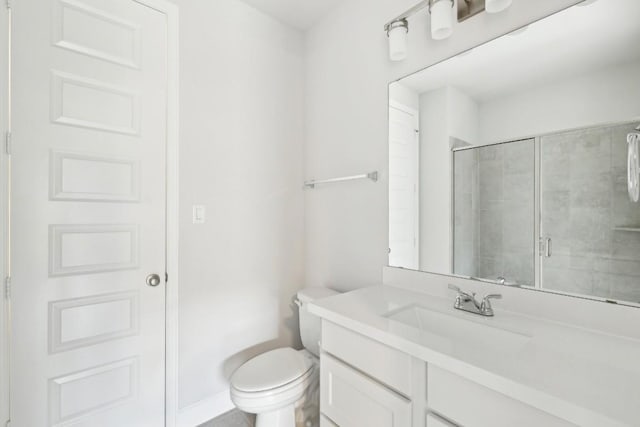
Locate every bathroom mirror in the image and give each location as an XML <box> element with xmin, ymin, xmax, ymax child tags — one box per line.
<box><xmin>388</xmin><ymin>0</ymin><xmax>640</xmax><ymax>306</ymax></box>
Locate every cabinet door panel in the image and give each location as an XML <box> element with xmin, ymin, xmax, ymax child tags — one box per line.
<box><xmin>322</xmin><ymin>320</ymin><xmax>413</xmax><ymax>395</ymax></box>
<box><xmin>321</xmin><ymin>354</ymin><xmax>411</xmax><ymax>427</ymax></box>
<box><xmin>321</xmin><ymin>415</ymin><xmax>339</xmax><ymax>427</ymax></box>
<box><xmin>426</xmin><ymin>413</ymin><xmax>457</xmax><ymax>427</ymax></box>
<box><xmin>428</xmin><ymin>366</ymin><xmax>576</xmax><ymax>427</ymax></box>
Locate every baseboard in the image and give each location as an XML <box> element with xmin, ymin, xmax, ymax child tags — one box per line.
<box><xmin>176</xmin><ymin>390</ymin><xmax>235</xmax><ymax>427</ymax></box>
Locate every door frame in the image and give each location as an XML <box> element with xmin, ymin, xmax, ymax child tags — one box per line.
<box><xmin>131</xmin><ymin>0</ymin><xmax>181</xmax><ymax>425</ymax></box>
<box><xmin>1</xmin><ymin>2</ymin><xmax>10</xmax><ymax>426</ymax></box>
<box><xmin>1</xmin><ymin>0</ymin><xmax>180</xmax><ymax>425</ymax></box>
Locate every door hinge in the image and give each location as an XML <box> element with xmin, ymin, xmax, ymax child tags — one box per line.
<box><xmin>5</xmin><ymin>0</ymin><xmax>11</xmax><ymax>10</ymax></box>
<box><xmin>4</xmin><ymin>276</ymin><xmax>10</xmax><ymax>299</ymax></box>
<box><xmin>165</xmin><ymin>272</ymin><xmax>168</xmax><ymax>283</ymax></box>
<box><xmin>4</xmin><ymin>132</ymin><xmax>11</xmax><ymax>155</ymax></box>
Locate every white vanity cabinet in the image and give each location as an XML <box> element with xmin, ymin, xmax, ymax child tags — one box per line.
<box><xmin>320</xmin><ymin>321</ymin><xmax>425</xmax><ymax>426</ymax></box>
<box><xmin>319</xmin><ymin>320</ymin><xmax>576</xmax><ymax>427</ymax></box>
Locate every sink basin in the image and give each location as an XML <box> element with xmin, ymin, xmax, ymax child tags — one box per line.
<box><xmin>384</xmin><ymin>304</ymin><xmax>531</xmax><ymax>354</ymax></box>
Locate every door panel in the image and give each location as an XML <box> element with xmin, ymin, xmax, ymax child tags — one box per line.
<box><xmin>389</xmin><ymin>104</ymin><xmax>419</xmax><ymax>270</ymax></box>
<box><xmin>11</xmin><ymin>0</ymin><xmax>168</xmax><ymax>425</ymax></box>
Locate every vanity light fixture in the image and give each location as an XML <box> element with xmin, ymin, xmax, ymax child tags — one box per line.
<box><xmin>485</xmin><ymin>0</ymin><xmax>513</xmax><ymax>14</ymax></box>
<box><xmin>387</xmin><ymin>19</ymin><xmax>409</xmax><ymax>61</ymax></box>
<box><xmin>384</xmin><ymin>0</ymin><xmax>513</xmax><ymax>61</ymax></box>
<box><xmin>429</xmin><ymin>0</ymin><xmax>454</xmax><ymax>40</ymax></box>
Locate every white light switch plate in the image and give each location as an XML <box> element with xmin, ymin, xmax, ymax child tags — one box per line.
<box><xmin>192</xmin><ymin>205</ymin><xmax>205</xmax><ymax>224</ymax></box>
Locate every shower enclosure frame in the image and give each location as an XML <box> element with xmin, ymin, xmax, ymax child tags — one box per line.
<box><xmin>451</xmin><ymin>118</ymin><xmax>640</xmax><ymax>303</ymax></box>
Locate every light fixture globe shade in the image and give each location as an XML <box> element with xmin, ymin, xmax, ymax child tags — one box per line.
<box><xmin>388</xmin><ymin>25</ymin><xmax>408</xmax><ymax>61</ymax></box>
<box><xmin>485</xmin><ymin>0</ymin><xmax>512</xmax><ymax>13</ymax></box>
<box><xmin>430</xmin><ymin>0</ymin><xmax>453</xmax><ymax>40</ymax></box>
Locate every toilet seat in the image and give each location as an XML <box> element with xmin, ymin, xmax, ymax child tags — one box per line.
<box><xmin>230</xmin><ymin>348</ymin><xmax>315</xmax><ymax>414</ymax></box>
<box><xmin>231</xmin><ymin>348</ymin><xmax>313</xmax><ymax>392</ymax></box>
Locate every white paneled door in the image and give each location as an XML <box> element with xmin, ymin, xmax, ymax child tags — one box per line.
<box><xmin>11</xmin><ymin>0</ymin><xmax>168</xmax><ymax>425</ymax></box>
<box><xmin>388</xmin><ymin>102</ymin><xmax>419</xmax><ymax>270</ymax></box>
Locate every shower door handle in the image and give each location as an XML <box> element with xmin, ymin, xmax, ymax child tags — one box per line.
<box><xmin>543</xmin><ymin>237</ymin><xmax>552</xmax><ymax>258</ymax></box>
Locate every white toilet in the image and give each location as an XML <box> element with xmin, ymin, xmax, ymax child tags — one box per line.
<box><xmin>230</xmin><ymin>287</ymin><xmax>339</xmax><ymax>427</ymax></box>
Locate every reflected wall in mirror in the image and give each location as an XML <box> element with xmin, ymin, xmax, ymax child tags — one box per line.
<box><xmin>388</xmin><ymin>0</ymin><xmax>640</xmax><ymax>305</ymax></box>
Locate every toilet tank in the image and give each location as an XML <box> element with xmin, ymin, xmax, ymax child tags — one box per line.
<box><xmin>297</xmin><ymin>287</ymin><xmax>340</xmax><ymax>357</ymax></box>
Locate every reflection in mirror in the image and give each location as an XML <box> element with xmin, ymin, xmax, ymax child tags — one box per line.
<box><xmin>388</xmin><ymin>0</ymin><xmax>640</xmax><ymax>305</ymax></box>
<box><xmin>452</xmin><ymin>139</ymin><xmax>535</xmax><ymax>287</ymax></box>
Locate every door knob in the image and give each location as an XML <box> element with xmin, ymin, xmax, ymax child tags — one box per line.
<box><xmin>146</xmin><ymin>273</ymin><xmax>161</xmax><ymax>287</ymax></box>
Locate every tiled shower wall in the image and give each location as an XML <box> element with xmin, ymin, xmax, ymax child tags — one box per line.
<box><xmin>541</xmin><ymin>123</ymin><xmax>640</xmax><ymax>303</ymax></box>
<box><xmin>453</xmin><ymin>140</ymin><xmax>535</xmax><ymax>286</ymax></box>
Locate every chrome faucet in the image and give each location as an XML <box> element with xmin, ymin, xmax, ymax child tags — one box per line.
<box><xmin>448</xmin><ymin>284</ymin><xmax>502</xmax><ymax>317</ymax></box>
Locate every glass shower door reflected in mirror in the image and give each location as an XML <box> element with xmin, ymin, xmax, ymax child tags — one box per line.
<box><xmin>453</xmin><ymin>139</ymin><xmax>535</xmax><ymax>287</ymax></box>
<box><xmin>539</xmin><ymin>123</ymin><xmax>640</xmax><ymax>302</ymax></box>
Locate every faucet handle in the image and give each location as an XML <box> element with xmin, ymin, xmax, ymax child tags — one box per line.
<box><xmin>480</xmin><ymin>293</ymin><xmax>502</xmax><ymax>316</ymax></box>
<box><xmin>448</xmin><ymin>284</ymin><xmax>473</xmax><ymax>298</ymax></box>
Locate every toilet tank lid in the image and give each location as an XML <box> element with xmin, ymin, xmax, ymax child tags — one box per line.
<box><xmin>297</xmin><ymin>287</ymin><xmax>339</xmax><ymax>303</ymax></box>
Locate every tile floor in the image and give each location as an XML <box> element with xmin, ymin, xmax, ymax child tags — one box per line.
<box><xmin>198</xmin><ymin>409</ymin><xmax>255</xmax><ymax>427</ymax></box>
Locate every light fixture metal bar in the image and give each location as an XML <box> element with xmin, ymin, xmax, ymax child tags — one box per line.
<box><xmin>384</xmin><ymin>0</ymin><xmax>487</xmax><ymax>31</ymax></box>
<box><xmin>458</xmin><ymin>0</ymin><xmax>486</xmax><ymax>22</ymax></box>
<box><xmin>384</xmin><ymin>0</ymin><xmax>429</xmax><ymax>32</ymax></box>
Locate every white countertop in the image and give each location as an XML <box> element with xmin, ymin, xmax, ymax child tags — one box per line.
<box><xmin>308</xmin><ymin>285</ymin><xmax>640</xmax><ymax>427</ymax></box>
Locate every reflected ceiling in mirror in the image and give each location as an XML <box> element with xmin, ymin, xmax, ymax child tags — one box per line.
<box><xmin>388</xmin><ymin>0</ymin><xmax>640</xmax><ymax>306</ymax></box>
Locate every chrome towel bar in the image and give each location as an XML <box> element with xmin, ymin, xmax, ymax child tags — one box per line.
<box><xmin>304</xmin><ymin>171</ymin><xmax>378</xmax><ymax>189</ymax></box>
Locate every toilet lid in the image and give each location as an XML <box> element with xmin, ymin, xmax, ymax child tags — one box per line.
<box><xmin>231</xmin><ymin>348</ymin><xmax>313</xmax><ymax>392</ymax></box>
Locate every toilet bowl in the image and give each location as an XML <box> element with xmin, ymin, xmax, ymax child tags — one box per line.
<box><xmin>231</xmin><ymin>348</ymin><xmax>315</xmax><ymax>427</ymax></box>
<box><xmin>230</xmin><ymin>287</ymin><xmax>339</xmax><ymax>427</ymax></box>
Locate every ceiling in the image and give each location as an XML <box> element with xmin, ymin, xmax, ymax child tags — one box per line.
<box><xmin>239</xmin><ymin>0</ymin><xmax>346</xmax><ymax>30</ymax></box>
<box><xmin>398</xmin><ymin>0</ymin><xmax>640</xmax><ymax>103</ymax></box>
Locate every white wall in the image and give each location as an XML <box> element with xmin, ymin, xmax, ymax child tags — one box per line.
<box><xmin>174</xmin><ymin>0</ymin><xmax>305</xmax><ymax>423</ymax></box>
<box><xmin>479</xmin><ymin>61</ymin><xmax>640</xmax><ymax>144</ymax></box>
<box><xmin>419</xmin><ymin>86</ymin><xmax>478</xmax><ymax>272</ymax></box>
<box><xmin>304</xmin><ymin>0</ymin><xmax>582</xmax><ymax>291</ymax></box>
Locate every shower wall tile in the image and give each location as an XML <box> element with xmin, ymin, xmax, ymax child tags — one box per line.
<box><xmin>612</xmin><ymin>180</ymin><xmax>640</xmax><ymax>227</ymax></box>
<box><xmin>478</xmin><ymin>163</ymin><xmax>503</xmax><ymax>203</ymax></box>
<box><xmin>608</xmin><ymin>273</ymin><xmax>640</xmax><ymax>303</ymax></box>
<box><xmin>477</xmin><ymin>256</ymin><xmax>504</xmax><ymax>280</ymax></box>
<box><xmin>569</xmin><ymin>173</ymin><xmax>610</xmax><ymax>209</ymax></box>
<box><xmin>503</xmin><ymin>141</ymin><xmax>533</xmax><ymax>175</ymax></box>
<box><xmin>540</xmin><ymin>123</ymin><xmax>640</xmax><ymax>303</ymax></box>
<box><xmin>612</xmin><ymin>230</ymin><xmax>640</xmax><ymax>260</ymax></box>
<box><xmin>568</xmin><ymin>207</ymin><xmax>611</xmax><ymax>257</ymax></box>
<box><xmin>608</xmin><ymin>258</ymin><xmax>640</xmax><ymax>276</ymax></box>
<box><xmin>454</xmin><ymin>242</ymin><xmax>475</xmax><ymax>277</ymax></box>
<box><xmin>568</xmin><ymin>254</ymin><xmax>611</xmax><ymax>274</ymax></box>
<box><xmin>478</xmin><ymin>206</ymin><xmax>503</xmax><ymax>255</ymax></box>
<box><xmin>503</xmin><ymin>205</ymin><xmax>533</xmax><ymax>251</ymax></box>
<box><xmin>504</xmin><ymin>251</ymin><xmax>534</xmax><ymax>286</ymax></box>
<box><xmin>542</xmin><ymin>267</ymin><xmax>595</xmax><ymax>296</ymax></box>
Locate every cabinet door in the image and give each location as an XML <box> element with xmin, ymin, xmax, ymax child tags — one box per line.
<box><xmin>321</xmin><ymin>415</ymin><xmax>339</xmax><ymax>427</ymax></box>
<box><xmin>321</xmin><ymin>354</ymin><xmax>411</xmax><ymax>427</ymax></box>
<box><xmin>426</xmin><ymin>413</ymin><xmax>457</xmax><ymax>427</ymax></box>
<box><xmin>428</xmin><ymin>366</ymin><xmax>576</xmax><ymax>427</ymax></box>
